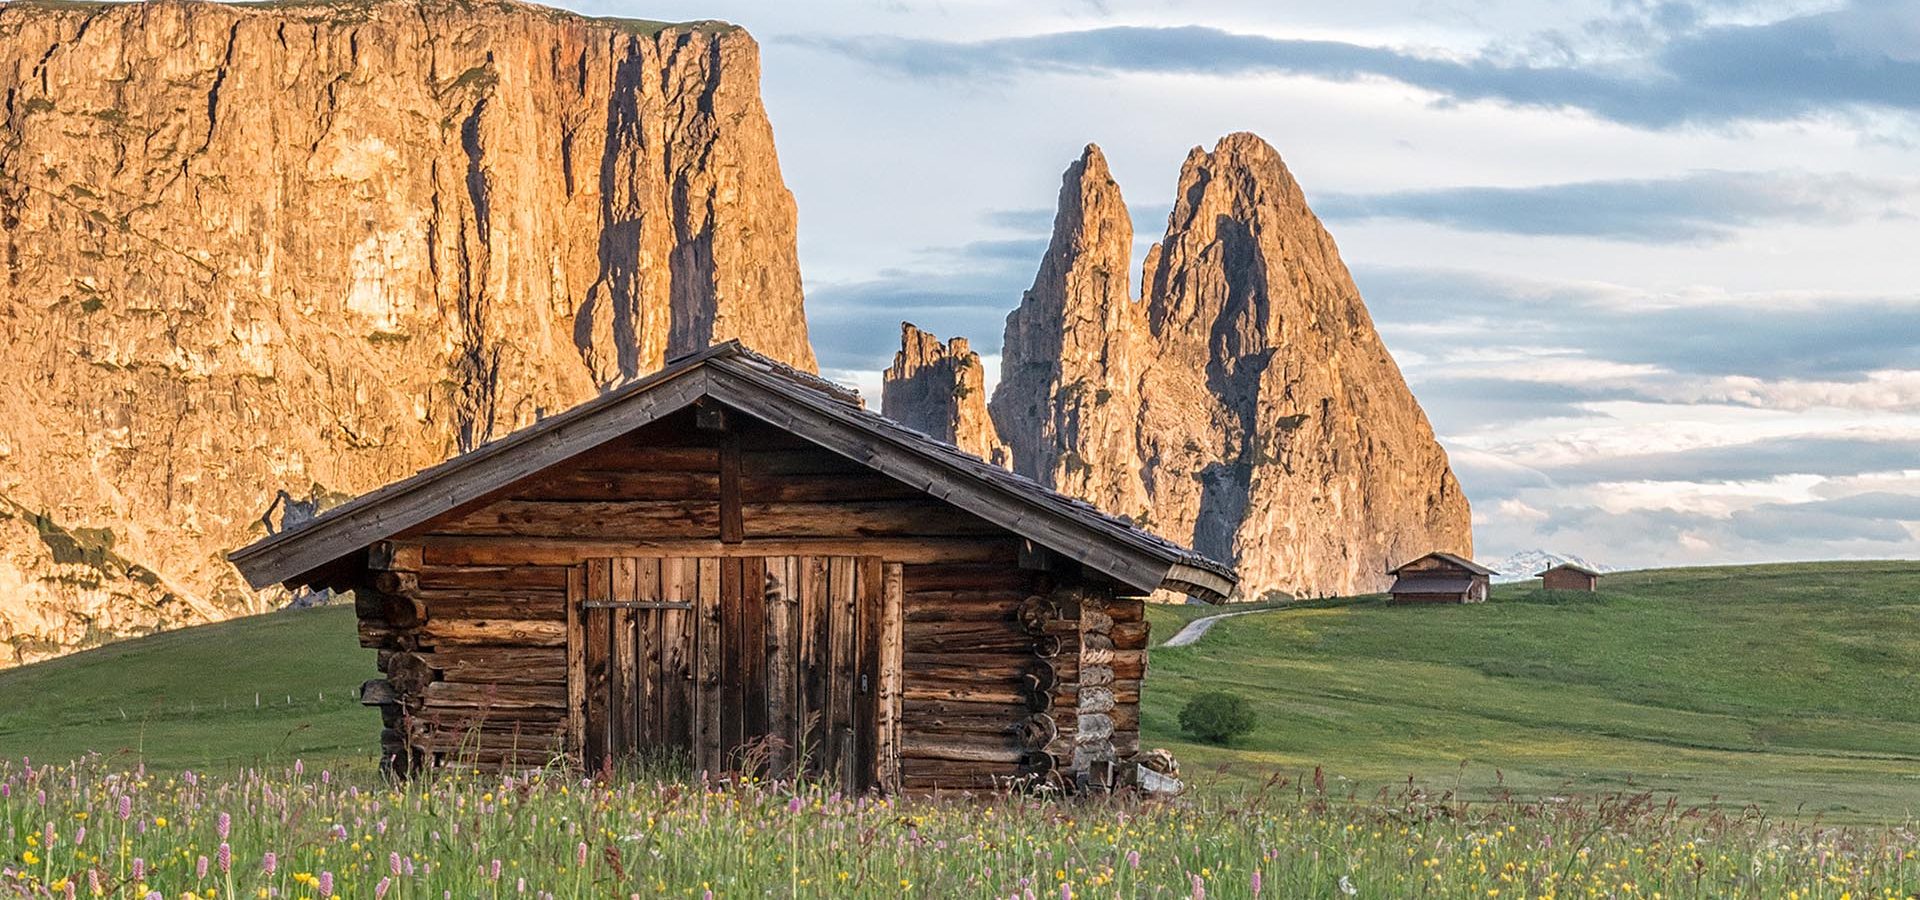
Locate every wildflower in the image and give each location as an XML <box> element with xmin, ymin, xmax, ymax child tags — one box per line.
<box><xmin>197</xmin><ymin>855</ymin><xmax>209</xmax><ymax>880</ymax></box>
<box><xmin>390</xmin><ymin>852</ymin><xmax>403</xmax><ymax>876</ymax></box>
<box><xmin>576</xmin><ymin>843</ymin><xmax>588</xmax><ymax>867</ymax></box>
<box><xmin>376</xmin><ymin>878</ymin><xmax>391</xmax><ymax>899</ymax></box>
<box><xmin>118</xmin><ymin>796</ymin><xmax>132</xmax><ymax>820</ymax></box>
<box><xmin>131</xmin><ymin>857</ymin><xmax>145</xmax><ymax>880</ymax></box>
<box><xmin>492</xmin><ymin>859</ymin><xmax>503</xmax><ymax>880</ymax></box>
<box><xmin>73</xmin><ymin>825</ymin><xmax>85</xmax><ymax>846</ymax></box>
<box><xmin>1191</xmin><ymin>873</ymin><xmax>1205</xmax><ymax>900</ymax></box>
<box><xmin>217</xmin><ymin>813</ymin><xmax>231</xmax><ymax>841</ymax></box>
<box><xmin>154</xmin><ymin>816</ymin><xmax>167</xmax><ymax>828</ymax></box>
<box><xmin>1252</xmin><ymin>870</ymin><xmax>1263</xmax><ymax>896</ymax></box>
<box><xmin>263</xmin><ymin>852</ymin><xmax>277</xmax><ymax>876</ymax></box>
<box><xmin>219</xmin><ymin>843</ymin><xmax>231</xmax><ymax>873</ymax></box>
<box><xmin>318</xmin><ymin>871</ymin><xmax>333</xmax><ymax>897</ymax></box>
<box><xmin>1340</xmin><ymin>875</ymin><xmax>1357</xmax><ymax>896</ymax></box>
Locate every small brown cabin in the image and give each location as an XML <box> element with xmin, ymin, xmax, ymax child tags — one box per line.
<box><xmin>230</xmin><ymin>342</ymin><xmax>1234</xmax><ymax>794</ymax></box>
<box><xmin>1386</xmin><ymin>552</ymin><xmax>1492</xmax><ymax>604</ymax></box>
<box><xmin>1536</xmin><ymin>563</ymin><xmax>1600</xmax><ymax>592</ymax></box>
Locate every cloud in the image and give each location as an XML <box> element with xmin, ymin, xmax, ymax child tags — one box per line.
<box><xmin>1314</xmin><ymin>170</ymin><xmax>1920</xmax><ymax>242</ymax></box>
<box><xmin>1542</xmin><ymin>435</ymin><xmax>1920</xmax><ymax>486</ymax></box>
<box><xmin>1360</xmin><ymin>266</ymin><xmax>1920</xmax><ymax>382</ymax></box>
<box><xmin>804</xmin><ymin>237</ymin><xmax>1046</xmax><ymax>374</ymax></box>
<box><xmin>795</xmin><ymin>1</ymin><xmax>1920</xmax><ymax>128</ymax></box>
<box><xmin>1728</xmin><ymin>491</ymin><xmax>1920</xmax><ymax>543</ymax></box>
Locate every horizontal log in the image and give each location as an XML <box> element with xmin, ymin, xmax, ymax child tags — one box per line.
<box><xmin>900</xmin><ymin>737</ymin><xmax>1024</xmax><ymax>764</ymax></box>
<box><xmin>373</xmin><ymin>570</ymin><xmax>419</xmax><ymax>596</ymax></box>
<box><xmin>571</xmin><ymin>444</ymin><xmax>720</xmax><ymax>471</ymax></box>
<box><xmin>902</xmin><ymin>565</ymin><xmax>1035</xmax><ymax>592</ymax></box>
<box><xmin>905</xmin><ymin>631</ymin><xmax>1053</xmax><ymax>655</ymax></box>
<box><xmin>420</xmin><ymin>536</ymin><xmax>1018</xmax><ymax>567</ymax></box>
<box><xmin>410</xmin><ymin>706</ymin><xmax>568</xmax><ymax>727</ymax></box>
<box><xmin>739</xmin><ymin>473</ymin><xmax>923</xmax><ymax>503</ymax></box>
<box><xmin>902</xmin><ymin>697</ymin><xmax>1029</xmax><ymax>719</ymax></box>
<box><xmin>902</xmin><ymin>682</ymin><xmax>1026</xmax><ymax>706</ymax></box>
<box><xmin>357</xmin><ymin>619</ymin><xmax>415</xmax><ymax>651</ymax></box>
<box><xmin>419</xmin><ymin>618</ymin><xmax>567</xmax><ymax>648</ymax></box>
<box><xmin>416</xmin><ymin>595</ymin><xmax>564</xmax><ymax>622</ymax></box>
<box><xmin>741</xmin><ymin>500</ymin><xmax>1002</xmax><ymax>539</ymax></box>
<box><xmin>513</xmin><ymin>469</ymin><xmax>720</xmax><ymax>502</ymax></box>
<box><xmin>1112</xmin><ymin>620</ymin><xmax>1150</xmax><ymax>649</ymax></box>
<box><xmin>738</xmin><ymin>448</ymin><xmax>871</xmax><ymax>476</ymax></box>
<box><xmin>422</xmin><ymin>682</ymin><xmax>567</xmax><ymax>709</ymax></box>
<box><xmin>423</xmin><ymin>648</ymin><xmax>567</xmax><ymax>685</ymax></box>
<box><xmin>417</xmin><ymin>727</ymin><xmax>566</xmax><ymax>754</ymax></box>
<box><xmin>903</xmin><ymin>658</ymin><xmax>1028</xmax><ymax>683</ymax></box>
<box><xmin>1107</xmin><ymin>599</ymin><xmax>1145</xmax><ymax>623</ymax></box>
<box><xmin>417</xmin><ymin>564</ymin><xmax>569</xmax><ymax>591</ymax></box>
<box><xmin>900</xmin><ymin>758</ymin><xmax>1021</xmax><ymax>777</ymax></box>
<box><xmin>435</xmin><ymin>500</ymin><xmax>720</xmax><ymax>539</ymax></box>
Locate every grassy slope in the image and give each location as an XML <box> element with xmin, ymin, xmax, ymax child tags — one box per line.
<box><xmin>1145</xmin><ymin>560</ymin><xmax>1920</xmax><ymax>821</ymax></box>
<box><xmin>2</xmin><ymin>562</ymin><xmax>1917</xmax><ymax>820</ymax></box>
<box><xmin>0</xmin><ymin>604</ymin><xmax>378</xmax><ymax>774</ymax></box>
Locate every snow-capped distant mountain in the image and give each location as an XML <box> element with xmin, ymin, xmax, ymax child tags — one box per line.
<box><xmin>1489</xmin><ymin>550</ymin><xmax>1612</xmax><ymax>583</ymax></box>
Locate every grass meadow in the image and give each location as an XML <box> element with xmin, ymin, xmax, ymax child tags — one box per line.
<box><xmin>2</xmin><ymin>560</ymin><xmax>1920</xmax><ymax>896</ymax></box>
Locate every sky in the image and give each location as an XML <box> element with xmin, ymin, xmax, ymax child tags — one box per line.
<box><xmin>562</xmin><ymin>0</ymin><xmax>1920</xmax><ymax>571</ymax></box>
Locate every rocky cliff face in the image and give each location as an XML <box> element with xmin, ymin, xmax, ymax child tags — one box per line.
<box><xmin>991</xmin><ymin>146</ymin><xmax>1146</xmax><ymax>516</ymax></box>
<box><xmin>982</xmin><ymin>134</ymin><xmax>1472</xmax><ymax>599</ymax></box>
<box><xmin>881</xmin><ymin>323</ymin><xmax>1008</xmax><ymax>465</ymax></box>
<box><xmin>0</xmin><ymin>0</ymin><xmax>813</xmax><ymax>664</ymax></box>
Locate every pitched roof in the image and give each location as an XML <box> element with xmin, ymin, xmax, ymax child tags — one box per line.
<box><xmin>229</xmin><ymin>341</ymin><xmax>1238</xmax><ymax>601</ymax></box>
<box><xmin>1535</xmin><ymin>562</ymin><xmax>1602</xmax><ymax>577</ymax></box>
<box><xmin>1388</xmin><ymin>551</ymin><xmax>1494</xmax><ymax>577</ymax></box>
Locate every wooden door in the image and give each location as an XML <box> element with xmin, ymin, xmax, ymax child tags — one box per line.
<box><xmin>569</xmin><ymin>555</ymin><xmax>901</xmax><ymax>790</ymax></box>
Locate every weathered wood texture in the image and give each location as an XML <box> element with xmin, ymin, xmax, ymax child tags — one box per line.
<box><xmin>344</xmin><ymin>408</ymin><xmax>1146</xmax><ymax>790</ymax></box>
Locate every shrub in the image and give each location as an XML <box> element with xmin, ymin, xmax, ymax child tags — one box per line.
<box><xmin>1178</xmin><ymin>690</ymin><xmax>1256</xmax><ymax>744</ymax></box>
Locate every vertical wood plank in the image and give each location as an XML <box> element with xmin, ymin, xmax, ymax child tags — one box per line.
<box><xmin>798</xmin><ymin>556</ymin><xmax>829</xmax><ymax>778</ymax></box>
<box><xmin>610</xmin><ymin>558</ymin><xmax>638</xmax><ymax>761</ymax></box>
<box><xmin>720</xmin><ymin>556</ymin><xmax>745</xmax><ymax>763</ymax></box>
<box><xmin>584</xmin><ymin>558</ymin><xmax>611</xmax><ymax>773</ymax></box>
<box><xmin>742</xmin><ymin>556</ymin><xmax>769</xmax><ymax>771</ymax></box>
<box><xmin>855</xmin><ymin>556</ymin><xmax>884</xmax><ymax>792</ymax></box>
<box><xmin>765</xmin><ymin>556</ymin><xmax>795</xmax><ymax>776</ymax></box>
<box><xmin>662</xmin><ymin>558</ymin><xmax>694</xmax><ymax>756</ymax></box>
<box><xmin>827</xmin><ymin>556</ymin><xmax>856</xmax><ymax>787</ymax></box>
<box><xmin>565</xmin><ymin>565</ymin><xmax>586</xmax><ymax>763</ymax></box>
<box><xmin>696</xmin><ymin>557</ymin><xmax>723</xmax><ymax>775</ymax></box>
<box><xmin>718</xmin><ymin>434</ymin><xmax>744</xmax><ymax>543</ymax></box>
<box><xmin>878</xmin><ymin>562</ymin><xmax>904</xmax><ymax>793</ymax></box>
<box><xmin>637</xmin><ymin>557</ymin><xmax>664</xmax><ymax>755</ymax></box>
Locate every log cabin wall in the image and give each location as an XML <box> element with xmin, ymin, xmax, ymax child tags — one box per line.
<box><xmin>348</xmin><ymin>405</ymin><xmax>1149</xmax><ymax>791</ymax></box>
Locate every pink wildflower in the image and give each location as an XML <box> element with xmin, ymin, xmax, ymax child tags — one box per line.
<box><xmin>491</xmin><ymin>858</ymin><xmax>502</xmax><ymax>880</ymax></box>
<box><xmin>72</xmin><ymin>825</ymin><xmax>84</xmax><ymax>846</ymax></box>
<box><xmin>218</xmin><ymin>843</ymin><xmax>231</xmax><ymax>873</ymax></box>
<box><xmin>376</xmin><ymin>878</ymin><xmax>391</xmax><ymax>899</ymax></box>
<box><xmin>1190</xmin><ymin>873</ymin><xmax>1205</xmax><ymax>900</ymax></box>
<box><xmin>263</xmin><ymin>851</ymin><xmax>277</xmax><ymax>875</ymax></box>
<box><xmin>1126</xmin><ymin>850</ymin><xmax>1140</xmax><ymax>869</ymax></box>
<box><xmin>318</xmin><ymin>870</ymin><xmax>334</xmax><ymax>896</ymax></box>
<box><xmin>130</xmin><ymin>857</ymin><xmax>144</xmax><ymax>880</ymax></box>
<box><xmin>1251</xmin><ymin>870</ymin><xmax>1262</xmax><ymax>896</ymax></box>
<box><xmin>117</xmin><ymin>795</ymin><xmax>131</xmax><ymax>820</ymax></box>
<box><xmin>390</xmin><ymin>852</ymin><xmax>403</xmax><ymax>876</ymax></box>
<box><xmin>576</xmin><ymin>842</ymin><xmax>588</xmax><ymax>867</ymax></box>
<box><xmin>217</xmin><ymin>812</ymin><xmax>231</xmax><ymax>840</ymax></box>
<box><xmin>197</xmin><ymin>854</ymin><xmax>209</xmax><ymax>880</ymax></box>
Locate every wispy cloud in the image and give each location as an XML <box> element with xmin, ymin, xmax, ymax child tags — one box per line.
<box><xmin>794</xmin><ymin>1</ymin><xmax>1920</xmax><ymax>128</ymax></box>
<box><xmin>1315</xmin><ymin>171</ymin><xmax>1919</xmax><ymax>242</ymax></box>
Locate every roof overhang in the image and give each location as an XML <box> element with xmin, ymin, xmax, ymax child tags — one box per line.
<box><xmin>229</xmin><ymin>344</ymin><xmax>1237</xmax><ymax>602</ymax></box>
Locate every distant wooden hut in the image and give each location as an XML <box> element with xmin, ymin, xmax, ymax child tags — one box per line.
<box><xmin>1536</xmin><ymin>562</ymin><xmax>1601</xmax><ymax>592</ymax></box>
<box><xmin>229</xmin><ymin>342</ymin><xmax>1234</xmax><ymax>794</ymax></box>
<box><xmin>1387</xmin><ymin>552</ymin><xmax>1492</xmax><ymax>604</ymax></box>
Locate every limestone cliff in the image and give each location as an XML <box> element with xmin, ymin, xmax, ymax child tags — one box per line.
<box><xmin>881</xmin><ymin>323</ymin><xmax>1007</xmax><ymax>465</ymax></box>
<box><xmin>990</xmin><ymin>146</ymin><xmax>1146</xmax><ymax>516</ymax></box>
<box><xmin>981</xmin><ymin>134</ymin><xmax>1472</xmax><ymax>599</ymax></box>
<box><xmin>0</xmin><ymin>0</ymin><xmax>814</xmax><ymax>663</ymax></box>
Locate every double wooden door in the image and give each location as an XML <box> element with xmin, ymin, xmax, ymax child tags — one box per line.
<box><xmin>567</xmin><ymin>555</ymin><xmax>899</xmax><ymax>790</ymax></box>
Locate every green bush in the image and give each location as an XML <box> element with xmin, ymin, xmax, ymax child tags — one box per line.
<box><xmin>1178</xmin><ymin>690</ymin><xmax>1256</xmax><ymax>744</ymax></box>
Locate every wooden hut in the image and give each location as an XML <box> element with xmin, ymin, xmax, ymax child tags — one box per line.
<box><xmin>1386</xmin><ymin>552</ymin><xmax>1492</xmax><ymax>604</ymax></box>
<box><xmin>1536</xmin><ymin>562</ymin><xmax>1600</xmax><ymax>592</ymax></box>
<box><xmin>229</xmin><ymin>342</ymin><xmax>1234</xmax><ymax>793</ymax></box>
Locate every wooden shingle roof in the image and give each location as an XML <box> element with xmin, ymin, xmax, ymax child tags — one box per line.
<box><xmin>1388</xmin><ymin>551</ymin><xmax>1494</xmax><ymax>577</ymax></box>
<box><xmin>229</xmin><ymin>341</ymin><xmax>1238</xmax><ymax>601</ymax></box>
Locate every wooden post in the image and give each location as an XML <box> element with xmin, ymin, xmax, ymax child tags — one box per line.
<box><xmin>878</xmin><ymin>562</ymin><xmax>904</xmax><ymax>792</ymax></box>
<box><xmin>718</xmin><ymin>435</ymin><xmax>744</xmax><ymax>544</ymax></box>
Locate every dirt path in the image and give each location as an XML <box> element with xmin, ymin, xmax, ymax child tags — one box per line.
<box><xmin>1161</xmin><ymin>609</ymin><xmax>1268</xmax><ymax>647</ymax></box>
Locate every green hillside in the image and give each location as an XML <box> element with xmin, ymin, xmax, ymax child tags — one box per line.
<box><xmin>2</xmin><ymin>561</ymin><xmax>1917</xmax><ymax>820</ymax></box>
<box><xmin>1144</xmin><ymin>560</ymin><xmax>1920</xmax><ymax>821</ymax></box>
<box><xmin>0</xmin><ymin>604</ymin><xmax>379</xmax><ymax>773</ymax></box>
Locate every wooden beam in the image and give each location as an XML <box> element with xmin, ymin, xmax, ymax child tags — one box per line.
<box><xmin>420</xmin><ymin>536</ymin><xmax>1018</xmax><ymax>567</ymax></box>
<box><xmin>719</xmin><ymin>434</ymin><xmax>744</xmax><ymax>544</ymax></box>
<box><xmin>369</xmin><ymin>540</ymin><xmax>423</xmax><ymax>572</ymax></box>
